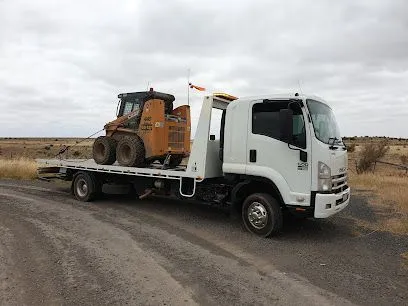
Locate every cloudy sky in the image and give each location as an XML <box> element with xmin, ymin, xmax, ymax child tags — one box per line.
<box><xmin>1</xmin><ymin>0</ymin><xmax>407</xmax><ymax>138</ymax></box>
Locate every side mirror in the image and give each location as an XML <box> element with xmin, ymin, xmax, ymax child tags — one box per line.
<box><xmin>279</xmin><ymin>109</ymin><xmax>293</xmax><ymax>144</ymax></box>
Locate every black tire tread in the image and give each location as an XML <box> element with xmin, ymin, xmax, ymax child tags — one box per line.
<box><xmin>93</xmin><ymin>136</ymin><xmax>117</xmax><ymax>165</ymax></box>
<box><xmin>116</xmin><ymin>136</ymin><xmax>145</xmax><ymax>167</ymax></box>
<box><xmin>242</xmin><ymin>193</ymin><xmax>283</xmax><ymax>237</ymax></box>
<box><xmin>72</xmin><ymin>171</ymin><xmax>100</xmax><ymax>202</ymax></box>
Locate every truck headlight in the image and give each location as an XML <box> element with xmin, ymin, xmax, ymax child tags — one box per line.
<box><xmin>318</xmin><ymin>162</ymin><xmax>332</xmax><ymax>192</ymax></box>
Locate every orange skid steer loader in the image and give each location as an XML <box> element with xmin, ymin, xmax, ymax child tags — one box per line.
<box><xmin>92</xmin><ymin>89</ymin><xmax>191</xmax><ymax>168</ymax></box>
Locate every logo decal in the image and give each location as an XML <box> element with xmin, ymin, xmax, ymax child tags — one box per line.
<box><xmin>297</xmin><ymin>162</ymin><xmax>308</xmax><ymax>171</ymax></box>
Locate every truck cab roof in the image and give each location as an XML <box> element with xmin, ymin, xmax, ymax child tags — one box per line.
<box><xmin>232</xmin><ymin>93</ymin><xmax>327</xmax><ymax>104</ymax></box>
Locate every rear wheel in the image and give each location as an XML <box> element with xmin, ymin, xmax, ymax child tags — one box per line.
<box><xmin>116</xmin><ymin>136</ymin><xmax>145</xmax><ymax>167</ymax></box>
<box><xmin>72</xmin><ymin>171</ymin><xmax>102</xmax><ymax>202</ymax></box>
<box><xmin>242</xmin><ymin>193</ymin><xmax>283</xmax><ymax>237</ymax></box>
<box><xmin>93</xmin><ymin>136</ymin><xmax>117</xmax><ymax>165</ymax></box>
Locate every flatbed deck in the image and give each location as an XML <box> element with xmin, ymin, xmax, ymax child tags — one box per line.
<box><xmin>37</xmin><ymin>95</ymin><xmax>231</xmax><ymax>189</ymax></box>
<box><xmin>37</xmin><ymin>159</ymin><xmax>196</xmax><ymax>180</ymax></box>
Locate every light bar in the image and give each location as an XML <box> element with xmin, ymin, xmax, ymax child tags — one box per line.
<box><xmin>213</xmin><ymin>92</ymin><xmax>238</xmax><ymax>101</ymax></box>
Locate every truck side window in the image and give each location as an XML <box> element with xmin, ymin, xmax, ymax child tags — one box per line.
<box><xmin>252</xmin><ymin>102</ymin><xmax>306</xmax><ymax>148</ymax></box>
<box><xmin>252</xmin><ymin>104</ymin><xmax>281</xmax><ymax>139</ymax></box>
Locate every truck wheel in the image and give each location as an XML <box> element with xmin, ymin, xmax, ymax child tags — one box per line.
<box><xmin>72</xmin><ymin>172</ymin><xmax>101</xmax><ymax>202</ymax></box>
<box><xmin>116</xmin><ymin>136</ymin><xmax>145</xmax><ymax>167</ymax></box>
<box><xmin>93</xmin><ymin>136</ymin><xmax>117</xmax><ymax>165</ymax></box>
<box><xmin>242</xmin><ymin>193</ymin><xmax>283</xmax><ymax>237</ymax></box>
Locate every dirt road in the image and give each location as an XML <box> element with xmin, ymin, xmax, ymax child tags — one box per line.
<box><xmin>0</xmin><ymin>180</ymin><xmax>406</xmax><ymax>305</ymax></box>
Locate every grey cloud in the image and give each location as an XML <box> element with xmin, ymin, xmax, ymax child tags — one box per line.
<box><xmin>0</xmin><ymin>0</ymin><xmax>408</xmax><ymax>137</ymax></box>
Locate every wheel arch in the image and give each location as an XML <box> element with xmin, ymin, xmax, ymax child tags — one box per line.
<box><xmin>231</xmin><ymin>176</ymin><xmax>286</xmax><ymax>213</ymax></box>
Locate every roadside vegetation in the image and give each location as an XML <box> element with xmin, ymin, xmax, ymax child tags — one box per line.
<box><xmin>0</xmin><ymin>158</ymin><xmax>37</xmax><ymax>180</ymax></box>
<box><xmin>346</xmin><ymin>138</ymin><xmax>408</xmax><ymax>234</ymax></box>
<box><xmin>0</xmin><ymin>138</ymin><xmax>93</xmax><ymax>180</ymax></box>
<box><xmin>349</xmin><ymin>172</ymin><xmax>408</xmax><ymax>234</ymax></box>
<box><xmin>0</xmin><ymin>137</ymin><xmax>93</xmax><ymax>159</ymax></box>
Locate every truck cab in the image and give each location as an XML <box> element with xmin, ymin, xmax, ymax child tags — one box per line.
<box><xmin>187</xmin><ymin>93</ymin><xmax>350</xmax><ymax>235</ymax></box>
<box><xmin>221</xmin><ymin>94</ymin><xmax>349</xmax><ymax>217</ymax></box>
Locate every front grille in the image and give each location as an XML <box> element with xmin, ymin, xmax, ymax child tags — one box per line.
<box><xmin>332</xmin><ymin>173</ymin><xmax>348</xmax><ymax>194</ymax></box>
<box><xmin>168</xmin><ymin>126</ymin><xmax>185</xmax><ymax>150</ymax></box>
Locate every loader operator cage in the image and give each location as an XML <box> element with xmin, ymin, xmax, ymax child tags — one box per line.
<box><xmin>117</xmin><ymin>90</ymin><xmax>176</xmax><ymax>118</ymax></box>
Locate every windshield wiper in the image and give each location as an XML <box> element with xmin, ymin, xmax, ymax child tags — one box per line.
<box><xmin>328</xmin><ymin>137</ymin><xmax>340</xmax><ymax>150</ymax></box>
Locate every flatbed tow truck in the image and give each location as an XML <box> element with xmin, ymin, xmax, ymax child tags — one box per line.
<box><xmin>38</xmin><ymin>93</ymin><xmax>350</xmax><ymax>237</ymax></box>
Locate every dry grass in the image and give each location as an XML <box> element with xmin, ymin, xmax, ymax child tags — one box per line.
<box><xmin>348</xmin><ymin>139</ymin><xmax>408</xmax><ymax>234</ymax></box>
<box><xmin>349</xmin><ymin>171</ymin><xmax>408</xmax><ymax>234</ymax></box>
<box><xmin>0</xmin><ymin>158</ymin><xmax>37</xmax><ymax>180</ymax></box>
<box><xmin>355</xmin><ymin>140</ymin><xmax>389</xmax><ymax>173</ymax></box>
<box><xmin>0</xmin><ymin>137</ymin><xmax>93</xmax><ymax>160</ymax></box>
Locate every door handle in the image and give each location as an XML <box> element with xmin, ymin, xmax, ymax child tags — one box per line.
<box><xmin>249</xmin><ymin>150</ymin><xmax>257</xmax><ymax>162</ymax></box>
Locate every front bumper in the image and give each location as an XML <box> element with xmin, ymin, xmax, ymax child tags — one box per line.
<box><xmin>314</xmin><ymin>187</ymin><xmax>351</xmax><ymax>218</ymax></box>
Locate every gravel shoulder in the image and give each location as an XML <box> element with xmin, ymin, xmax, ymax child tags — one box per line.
<box><xmin>0</xmin><ymin>179</ymin><xmax>407</xmax><ymax>305</ymax></box>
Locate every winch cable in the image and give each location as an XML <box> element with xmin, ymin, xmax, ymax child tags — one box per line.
<box><xmin>55</xmin><ymin>128</ymin><xmax>104</xmax><ymax>160</ymax></box>
<box><xmin>55</xmin><ymin>107</ymin><xmax>142</xmax><ymax>160</ymax></box>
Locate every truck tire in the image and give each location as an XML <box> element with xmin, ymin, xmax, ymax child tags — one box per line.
<box><xmin>93</xmin><ymin>136</ymin><xmax>117</xmax><ymax>165</ymax></box>
<box><xmin>72</xmin><ymin>171</ymin><xmax>101</xmax><ymax>202</ymax></box>
<box><xmin>116</xmin><ymin>136</ymin><xmax>145</xmax><ymax>167</ymax></box>
<box><xmin>242</xmin><ymin>193</ymin><xmax>283</xmax><ymax>237</ymax></box>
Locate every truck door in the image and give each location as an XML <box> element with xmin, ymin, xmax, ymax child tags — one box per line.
<box><xmin>246</xmin><ymin>100</ymin><xmax>312</xmax><ymax>202</ymax></box>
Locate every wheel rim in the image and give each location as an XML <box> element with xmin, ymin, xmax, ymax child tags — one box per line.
<box><xmin>76</xmin><ymin>178</ymin><xmax>88</xmax><ymax>197</ymax></box>
<box><xmin>248</xmin><ymin>201</ymin><xmax>268</xmax><ymax>229</ymax></box>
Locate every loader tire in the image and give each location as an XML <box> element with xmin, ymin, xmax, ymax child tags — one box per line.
<box><xmin>116</xmin><ymin>136</ymin><xmax>145</xmax><ymax>167</ymax></box>
<box><xmin>92</xmin><ymin>136</ymin><xmax>117</xmax><ymax>165</ymax></box>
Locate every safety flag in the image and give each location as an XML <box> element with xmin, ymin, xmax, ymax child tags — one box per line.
<box><xmin>189</xmin><ymin>83</ymin><xmax>206</xmax><ymax>91</ymax></box>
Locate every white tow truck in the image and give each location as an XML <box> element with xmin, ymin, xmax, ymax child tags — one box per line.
<box><xmin>38</xmin><ymin>93</ymin><xmax>350</xmax><ymax>237</ymax></box>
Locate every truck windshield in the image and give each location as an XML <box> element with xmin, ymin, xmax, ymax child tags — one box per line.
<box><xmin>307</xmin><ymin>99</ymin><xmax>342</xmax><ymax>145</ymax></box>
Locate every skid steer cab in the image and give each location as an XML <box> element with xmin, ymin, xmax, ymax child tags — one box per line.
<box><xmin>92</xmin><ymin>88</ymin><xmax>191</xmax><ymax>168</ymax></box>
